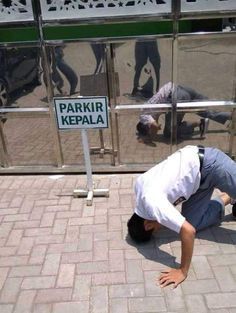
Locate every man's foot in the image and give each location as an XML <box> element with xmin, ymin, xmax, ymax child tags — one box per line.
<box><xmin>200</xmin><ymin>118</ymin><xmax>209</xmax><ymax>138</ymax></box>
<box><xmin>231</xmin><ymin>199</ymin><xmax>236</xmax><ymax>219</ymax></box>
<box><xmin>232</xmin><ymin>204</ymin><xmax>236</xmax><ymax>219</ymax></box>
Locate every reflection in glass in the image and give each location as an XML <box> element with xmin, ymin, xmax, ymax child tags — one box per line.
<box><xmin>0</xmin><ymin>47</ymin><xmax>42</xmax><ymax>108</ymax></box>
<box><xmin>178</xmin><ymin>37</ymin><xmax>236</xmax><ymax>100</ymax></box>
<box><xmin>114</xmin><ymin>39</ymin><xmax>172</xmax><ymax>105</ymax></box>
<box><xmin>46</xmin><ymin>45</ymin><xmax>78</xmax><ymax>96</ymax></box>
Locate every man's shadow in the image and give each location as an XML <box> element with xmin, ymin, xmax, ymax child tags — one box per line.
<box><xmin>126</xmin><ymin>213</ymin><xmax>236</xmax><ymax>269</ymax></box>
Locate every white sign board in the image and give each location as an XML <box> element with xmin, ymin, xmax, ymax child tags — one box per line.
<box><xmin>54</xmin><ymin>97</ymin><xmax>109</xmax><ymax>130</ymax></box>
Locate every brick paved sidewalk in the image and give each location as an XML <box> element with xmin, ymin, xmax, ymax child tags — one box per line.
<box><xmin>0</xmin><ymin>174</ymin><xmax>236</xmax><ymax>313</ymax></box>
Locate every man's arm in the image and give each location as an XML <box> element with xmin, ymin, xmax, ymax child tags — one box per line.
<box><xmin>158</xmin><ymin>220</ymin><xmax>196</xmax><ymax>288</ymax></box>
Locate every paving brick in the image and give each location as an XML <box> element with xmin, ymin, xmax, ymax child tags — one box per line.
<box><xmin>0</xmin><ymin>304</ymin><xmax>14</xmax><ymax>313</ymax></box>
<box><xmin>209</xmin><ymin>309</ymin><xmax>230</xmax><ymax>313</ymax></box>
<box><xmin>42</xmin><ymin>254</ymin><xmax>61</xmax><ymax>276</ymax></box>
<box><xmin>52</xmin><ymin>219</ymin><xmax>67</xmax><ymax>235</ymax></box>
<box><xmin>144</xmin><ymin>271</ymin><xmax>163</xmax><ymax>296</ymax></box>
<box><xmin>29</xmin><ymin>245</ymin><xmax>47</xmax><ymax>265</ymax></box>
<box><xmin>14</xmin><ymin>290</ymin><xmax>36</xmax><ymax>313</ymax></box>
<box><xmin>57</xmin><ymin>264</ymin><xmax>75</xmax><ymax>288</ymax></box>
<box><xmin>45</xmin><ymin>205</ymin><xmax>70</xmax><ymax>212</ymax></box>
<box><xmin>48</xmin><ymin>243</ymin><xmax>78</xmax><ymax>254</ymax></box>
<box><xmin>92</xmin><ymin>271</ymin><xmax>126</xmax><ymax>285</ymax></box>
<box><xmin>126</xmin><ymin>260</ymin><xmax>144</xmax><ymax>283</ymax></box>
<box><xmin>35</xmin><ymin>234</ymin><xmax>64</xmax><ymax>245</ymax></box>
<box><xmin>61</xmin><ymin>251</ymin><xmax>92</xmax><ymax>263</ymax></box>
<box><xmin>0</xmin><ymin>223</ymin><xmax>13</xmax><ymax>238</ymax></box>
<box><xmin>53</xmin><ymin>301</ymin><xmax>89</xmax><ymax>313</ymax></box>
<box><xmin>3</xmin><ymin>214</ymin><xmax>29</xmax><ymax>222</ymax></box>
<box><xmin>0</xmin><ymin>255</ymin><xmax>28</xmax><ymax>267</ymax></box>
<box><xmin>108</xmin><ymin>215</ymin><xmax>122</xmax><ymax>231</ymax></box>
<box><xmin>0</xmin><ymin>267</ymin><xmax>9</xmax><ymax>290</ymax></box>
<box><xmin>109</xmin><ymin>283</ymin><xmax>145</xmax><ymax>298</ymax></box>
<box><xmin>0</xmin><ymin>201</ymin><xmax>10</xmax><ymax>209</ymax></box>
<box><xmin>21</xmin><ymin>276</ymin><xmax>56</xmax><ymax>289</ymax></box>
<box><xmin>9</xmin><ymin>196</ymin><xmax>24</xmax><ymax>208</ymax></box>
<box><xmin>182</xmin><ymin>278</ymin><xmax>220</xmax><ymax>294</ymax></box>
<box><xmin>65</xmin><ymin>226</ymin><xmax>80</xmax><ymax>243</ymax></box>
<box><xmin>192</xmin><ymin>255</ymin><xmax>214</xmax><ymax>279</ymax></box>
<box><xmin>94</xmin><ymin>231</ymin><xmax>121</xmax><ymax>241</ymax></box>
<box><xmin>94</xmin><ymin>214</ymin><xmax>107</xmax><ymax>224</ymax></box>
<box><xmin>90</xmin><ymin>286</ymin><xmax>108</xmax><ymax>313</ymax></box>
<box><xmin>35</xmin><ymin>200</ymin><xmax>58</xmax><ymax>207</ymax></box>
<box><xmin>30</xmin><ymin>207</ymin><xmax>45</xmax><ymax>221</ymax></box>
<box><xmin>70</xmin><ymin>198</ymin><xmax>83</xmax><ymax>211</ymax></box>
<box><xmin>120</xmin><ymin>194</ymin><xmax>133</xmax><ymax>208</ymax></box>
<box><xmin>17</xmin><ymin>237</ymin><xmax>35</xmax><ymax>255</ymax></box>
<box><xmin>109</xmin><ymin>250</ymin><xmax>125</xmax><ymax>272</ymax></box>
<box><xmin>80</xmin><ymin>224</ymin><xmax>107</xmax><ymax>234</ymax></box>
<box><xmin>109</xmin><ymin>238</ymin><xmax>131</xmax><ymax>250</ymax></box>
<box><xmin>163</xmin><ymin>284</ymin><xmax>186</xmax><ymax>311</ymax></box>
<box><xmin>0</xmin><ymin>246</ymin><xmax>17</xmax><ymax>257</ymax></box>
<box><xmin>6</xmin><ymin>229</ymin><xmax>23</xmax><ymax>247</ymax></box>
<box><xmin>82</xmin><ymin>205</ymin><xmax>95</xmax><ymax>217</ymax></box>
<box><xmin>77</xmin><ymin>261</ymin><xmax>109</xmax><ymax>274</ymax></box>
<box><xmin>185</xmin><ymin>294</ymin><xmax>208</xmax><ymax>313</ymax></box>
<box><xmin>120</xmin><ymin>177</ymin><xmax>133</xmax><ymax>189</ymax></box>
<box><xmin>0</xmin><ymin>208</ymin><xmax>19</xmax><ymax>216</ymax></box>
<box><xmin>35</xmin><ymin>288</ymin><xmax>72</xmax><ymax>303</ymax></box>
<box><xmin>142</xmin><ymin>258</ymin><xmax>175</xmax><ymax>271</ymax></box>
<box><xmin>9</xmin><ymin>265</ymin><xmax>41</xmax><ymax>278</ymax></box>
<box><xmin>206</xmin><ymin>293</ymin><xmax>236</xmax><ymax>309</ymax></box>
<box><xmin>93</xmin><ymin>240</ymin><xmax>108</xmax><ymax>261</ymax></box>
<box><xmin>208</xmin><ymin>254</ymin><xmax>236</xmax><ymax>267</ymax></box>
<box><xmin>32</xmin><ymin>303</ymin><xmax>52</xmax><ymax>313</ymax></box>
<box><xmin>14</xmin><ymin>220</ymin><xmax>40</xmax><ymax>229</ymax></box>
<box><xmin>69</xmin><ymin>216</ymin><xmax>93</xmax><ymax>227</ymax></box>
<box><xmin>0</xmin><ymin>277</ymin><xmax>23</xmax><ymax>303</ymax></box>
<box><xmin>212</xmin><ymin>266</ymin><xmax>236</xmax><ymax>292</ymax></box>
<box><xmin>25</xmin><ymin>227</ymin><xmax>51</xmax><ymax>237</ymax></box>
<box><xmin>56</xmin><ymin>210</ymin><xmax>81</xmax><ymax>219</ymax></box>
<box><xmin>40</xmin><ymin>212</ymin><xmax>55</xmax><ymax>227</ymax></box>
<box><xmin>110</xmin><ymin>298</ymin><xmax>128</xmax><ymax>313</ymax></box>
<box><xmin>129</xmin><ymin>297</ymin><xmax>166</xmax><ymax>312</ymax></box>
<box><xmin>192</xmin><ymin>244</ymin><xmax>221</xmax><ymax>255</ymax></box>
<box><xmin>219</xmin><ymin>241</ymin><xmax>236</xmax><ymax>254</ymax></box>
<box><xmin>19</xmin><ymin>199</ymin><xmax>34</xmax><ymax>214</ymax></box>
<box><xmin>125</xmin><ymin>249</ymin><xmax>144</xmax><ymax>260</ymax></box>
<box><xmin>78</xmin><ymin>233</ymin><xmax>93</xmax><ymax>251</ymax></box>
<box><xmin>72</xmin><ymin>274</ymin><xmax>91</xmax><ymax>301</ymax></box>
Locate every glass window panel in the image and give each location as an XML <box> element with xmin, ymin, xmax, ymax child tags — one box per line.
<box><xmin>178</xmin><ymin>36</ymin><xmax>236</xmax><ymax>100</ymax></box>
<box><xmin>59</xmin><ymin>127</ymin><xmax>113</xmax><ymax>166</ymax></box>
<box><xmin>3</xmin><ymin>117</ymin><xmax>56</xmax><ymax>166</ymax></box>
<box><xmin>114</xmin><ymin>38</ymin><xmax>172</xmax><ymax>105</ymax></box>
<box><xmin>0</xmin><ymin>46</ymin><xmax>47</xmax><ymax>109</ymax></box>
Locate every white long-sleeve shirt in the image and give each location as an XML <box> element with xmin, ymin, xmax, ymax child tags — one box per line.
<box><xmin>135</xmin><ymin>145</ymin><xmax>201</xmax><ymax>233</ymax></box>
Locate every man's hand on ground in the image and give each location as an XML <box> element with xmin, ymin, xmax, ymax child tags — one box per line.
<box><xmin>157</xmin><ymin>268</ymin><xmax>187</xmax><ymax>288</ymax></box>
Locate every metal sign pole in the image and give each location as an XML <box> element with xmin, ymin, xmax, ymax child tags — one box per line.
<box><xmin>73</xmin><ymin>129</ymin><xmax>109</xmax><ymax>206</ymax></box>
<box><xmin>54</xmin><ymin>96</ymin><xmax>110</xmax><ymax>205</ymax></box>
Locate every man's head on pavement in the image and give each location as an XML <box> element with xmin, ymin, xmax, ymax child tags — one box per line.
<box><xmin>127</xmin><ymin>213</ymin><xmax>161</xmax><ymax>243</ymax></box>
<box><xmin>136</xmin><ymin>121</ymin><xmax>161</xmax><ymax>139</ymax></box>
<box><xmin>136</xmin><ymin>122</ymin><xmax>149</xmax><ymax>137</ymax></box>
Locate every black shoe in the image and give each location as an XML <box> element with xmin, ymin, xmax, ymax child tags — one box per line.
<box><xmin>232</xmin><ymin>203</ymin><xmax>236</xmax><ymax>219</ymax></box>
<box><xmin>199</xmin><ymin>118</ymin><xmax>209</xmax><ymax>138</ymax></box>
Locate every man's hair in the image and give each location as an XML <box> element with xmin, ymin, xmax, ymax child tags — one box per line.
<box><xmin>136</xmin><ymin>122</ymin><xmax>149</xmax><ymax>137</ymax></box>
<box><xmin>127</xmin><ymin>213</ymin><xmax>153</xmax><ymax>243</ymax></box>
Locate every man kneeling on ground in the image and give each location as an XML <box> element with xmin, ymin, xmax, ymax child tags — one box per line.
<box><xmin>127</xmin><ymin>145</ymin><xmax>236</xmax><ymax>288</ymax></box>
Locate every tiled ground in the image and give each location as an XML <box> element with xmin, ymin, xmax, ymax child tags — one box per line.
<box><xmin>0</xmin><ymin>174</ymin><xmax>236</xmax><ymax>313</ymax></box>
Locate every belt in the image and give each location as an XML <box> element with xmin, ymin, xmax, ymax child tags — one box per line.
<box><xmin>197</xmin><ymin>145</ymin><xmax>205</xmax><ymax>172</ymax></box>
